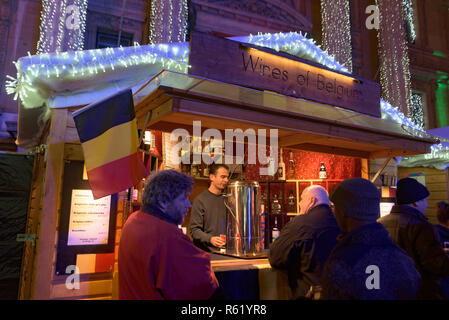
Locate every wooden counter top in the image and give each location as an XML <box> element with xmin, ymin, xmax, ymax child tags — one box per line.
<box><xmin>210</xmin><ymin>252</ymin><xmax>271</xmax><ymax>272</ymax></box>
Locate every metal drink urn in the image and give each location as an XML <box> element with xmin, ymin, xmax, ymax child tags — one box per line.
<box><xmin>224</xmin><ymin>181</ymin><xmax>262</xmax><ymax>257</ymax></box>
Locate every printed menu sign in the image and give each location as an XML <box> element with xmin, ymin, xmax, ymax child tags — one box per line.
<box><xmin>67</xmin><ymin>189</ymin><xmax>111</xmax><ymax>246</ymax></box>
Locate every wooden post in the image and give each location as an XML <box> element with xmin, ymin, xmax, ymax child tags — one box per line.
<box><xmin>370</xmin><ymin>157</ymin><xmax>392</xmax><ymax>184</ymax></box>
<box><xmin>31</xmin><ymin>108</ymin><xmax>68</xmax><ymax>299</ymax></box>
<box><xmin>361</xmin><ymin>158</ymin><xmax>369</xmax><ymax>180</ymax></box>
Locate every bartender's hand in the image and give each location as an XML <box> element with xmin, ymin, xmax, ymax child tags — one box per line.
<box><xmin>210</xmin><ymin>236</ymin><xmax>225</xmax><ymax>248</ymax></box>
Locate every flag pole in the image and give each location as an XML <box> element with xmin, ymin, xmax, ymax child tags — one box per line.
<box><xmin>138</xmin><ymin>110</ymin><xmax>153</xmax><ymax>145</ymax></box>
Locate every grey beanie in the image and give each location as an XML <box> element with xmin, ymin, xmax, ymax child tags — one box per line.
<box><xmin>331</xmin><ymin>178</ymin><xmax>381</xmax><ymax>221</ymax></box>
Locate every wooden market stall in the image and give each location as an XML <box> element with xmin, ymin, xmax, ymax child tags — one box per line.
<box><xmin>396</xmin><ymin>126</ymin><xmax>449</xmax><ymax>223</ymax></box>
<box><xmin>13</xmin><ymin>31</ymin><xmax>439</xmax><ymax>300</ymax></box>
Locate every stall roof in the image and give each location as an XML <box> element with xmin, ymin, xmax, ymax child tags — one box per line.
<box><xmin>134</xmin><ymin>70</ymin><xmax>437</xmax><ymax>159</ymax></box>
<box><xmin>6</xmin><ymin>32</ymin><xmax>435</xmax><ymax>149</ymax></box>
<box><xmin>399</xmin><ymin>126</ymin><xmax>449</xmax><ymax>170</ymax></box>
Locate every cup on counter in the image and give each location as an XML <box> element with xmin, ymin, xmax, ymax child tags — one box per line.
<box><xmin>219</xmin><ymin>234</ymin><xmax>226</xmax><ymax>253</ymax></box>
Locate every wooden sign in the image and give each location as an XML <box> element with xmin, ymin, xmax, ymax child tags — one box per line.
<box><xmin>189</xmin><ymin>32</ymin><xmax>381</xmax><ymax>118</ymax></box>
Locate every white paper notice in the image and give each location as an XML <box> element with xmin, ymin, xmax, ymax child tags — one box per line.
<box><xmin>67</xmin><ymin>189</ymin><xmax>111</xmax><ymax>246</ymax></box>
<box><xmin>380</xmin><ymin>202</ymin><xmax>395</xmax><ymax>218</ymax></box>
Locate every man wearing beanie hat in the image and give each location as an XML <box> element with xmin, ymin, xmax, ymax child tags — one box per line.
<box><xmin>379</xmin><ymin>177</ymin><xmax>449</xmax><ymax>299</ymax></box>
<box><xmin>321</xmin><ymin>178</ymin><xmax>421</xmax><ymax>300</ymax></box>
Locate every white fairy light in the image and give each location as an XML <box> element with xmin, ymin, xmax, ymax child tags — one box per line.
<box><xmin>376</xmin><ymin>0</ymin><xmax>413</xmax><ymax>118</ymax></box>
<box><xmin>410</xmin><ymin>93</ymin><xmax>424</xmax><ymax>129</ymax></box>
<box><xmin>320</xmin><ymin>0</ymin><xmax>352</xmax><ymax>72</ymax></box>
<box><xmin>402</xmin><ymin>0</ymin><xmax>416</xmax><ymax>43</ymax></box>
<box><xmin>36</xmin><ymin>0</ymin><xmax>87</xmax><ymax>54</ymax></box>
<box><xmin>149</xmin><ymin>0</ymin><xmax>189</xmax><ymax>44</ymax></box>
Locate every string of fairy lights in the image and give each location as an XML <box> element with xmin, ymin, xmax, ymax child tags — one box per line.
<box><xmin>376</xmin><ymin>0</ymin><xmax>413</xmax><ymax>119</ymax></box>
<box><xmin>410</xmin><ymin>93</ymin><xmax>424</xmax><ymax>129</ymax></box>
<box><xmin>402</xmin><ymin>0</ymin><xmax>416</xmax><ymax>43</ymax></box>
<box><xmin>149</xmin><ymin>0</ymin><xmax>188</xmax><ymax>44</ymax></box>
<box><xmin>320</xmin><ymin>0</ymin><xmax>352</xmax><ymax>72</ymax></box>
<box><xmin>230</xmin><ymin>32</ymin><xmax>350</xmax><ymax>73</ymax></box>
<box><xmin>36</xmin><ymin>0</ymin><xmax>87</xmax><ymax>54</ymax></box>
<box><xmin>5</xmin><ymin>42</ymin><xmax>189</xmax><ymax>108</ymax></box>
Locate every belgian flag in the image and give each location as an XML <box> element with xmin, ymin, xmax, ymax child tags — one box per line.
<box><xmin>73</xmin><ymin>89</ymin><xmax>148</xmax><ymax>199</ymax></box>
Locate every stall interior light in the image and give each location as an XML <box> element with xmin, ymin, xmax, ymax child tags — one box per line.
<box><xmin>144</xmin><ymin>131</ymin><xmax>153</xmax><ymax>145</ymax></box>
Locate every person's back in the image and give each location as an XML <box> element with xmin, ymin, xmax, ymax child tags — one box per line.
<box><xmin>378</xmin><ymin>178</ymin><xmax>449</xmax><ymax>299</ymax></box>
<box><xmin>322</xmin><ymin>222</ymin><xmax>420</xmax><ymax>299</ymax></box>
<box><xmin>322</xmin><ymin>178</ymin><xmax>421</xmax><ymax>300</ymax></box>
<box><xmin>268</xmin><ymin>185</ymin><xmax>340</xmax><ymax>298</ymax></box>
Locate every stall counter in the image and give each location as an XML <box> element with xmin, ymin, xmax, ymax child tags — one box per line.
<box><xmin>210</xmin><ymin>253</ymin><xmax>291</xmax><ymax>300</ymax></box>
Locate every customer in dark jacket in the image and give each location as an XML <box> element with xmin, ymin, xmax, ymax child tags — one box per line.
<box><xmin>435</xmin><ymin>201</ymin><xmax>449</xmax><ymax>247</ymax></box>
<box><xmin>435</xmin><ymin>201</ymin><xmax>449</xmax><ymax>299</ymax></box>
<box><xmin>322</xmin><ymin>178</ymin><xmax>421</xmax><ymax>300</ymax></box>
<box><xmin>269</xmin><ymin>185</ymin><xmax>340</xmax><ymax>299</ymax></box>
<box><xmin>378</xmin><ymin>178</ymin><xmax>449</xmax><ymax>299</ymax></box>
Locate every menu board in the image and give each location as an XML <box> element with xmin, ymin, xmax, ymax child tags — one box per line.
<box><xmin>67</xmin><ymin>189</ymin><xmax>111</xmax><ymax>246</ymax></box>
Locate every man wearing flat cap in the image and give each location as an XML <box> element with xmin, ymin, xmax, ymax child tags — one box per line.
<box><xmin>321</xmin><ymin>178</ymin><xmax>421</xmax><ymax>300</ymax></box>
<box><xmin>379</xmin><ymin>177</ymin><xmax>449</xmax><ymax>299</ymax></box>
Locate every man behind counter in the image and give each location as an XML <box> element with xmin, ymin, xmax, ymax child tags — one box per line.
<box><xmin>190</xmin><ymin>164</ymin><xmax>230</xmax><ymax>252</ymax></box>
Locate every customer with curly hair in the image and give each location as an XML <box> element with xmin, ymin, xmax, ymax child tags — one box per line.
<box><xmin>119</xmin><ymin>169</ymin><xmax>220</xmax><ymax>300</ymax></box>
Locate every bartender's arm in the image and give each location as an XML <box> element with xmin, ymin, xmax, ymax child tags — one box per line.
<box><xmin>189</xmin><ymin>199</ymin><xmax>225</xmax><ymax>249</ymax></box>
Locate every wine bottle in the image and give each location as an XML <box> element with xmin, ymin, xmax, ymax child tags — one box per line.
<box><xmin>288</xmin><ymin>150</ymin><xmax>295</xmax><ymax>179</ymax></box>
<box><xmin>203</xmin><ymin>164</ymin><xmax>209</xmax><ymax>177</ymax></box>
<box><xmin>319</xmin><ymin>162</ymin><xmax>327</xmax><ymax>179</ymax></box>
<box><xmin>277</xmin><ymin>148</ymin><xmax>286</xmax><ymax>180</ymax></box>
<box><xmin>288</xmin><ymin>190</ymin><xmax>296</xmax><ymax>213</ymax></box>
<box><xmin>271</xmin><ymin>193</ymin><xmax>281</xmax><ymax>214</ymax></box>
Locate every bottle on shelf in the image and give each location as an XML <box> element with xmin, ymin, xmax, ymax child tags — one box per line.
<box><xmin>277</xmin><ymin>148</ymin><xmax>286</xmax><ymax>181</ymax></box>
<box><xmin>180</xmin><ymin>145</ymin><xmax>190</xmax><ymax>174</ymax></box>
<box><xmin>271</xmin><ymin>193</ymin><xmax>281</xmax><ymax>214</ymax></box>
<box><xmin>203</xmin><ymin>164</ymin><xmax>209</xmax><ymax>177</ymax></box>
<box><xmin>272</xmin><ymin>216</ymin><xmax>280</xmax><ymax>242</ymax></box>
<box><xmin>287</xmin><ymin>190</ymin><xmax>296</xmax><ymax>213</ymax></box>
<box><xmin>319</xmin><ymin>161</ymin><xmax>327</xmax><ymax>180</ymax></box>
<box><xmin>190</xmin><ymin>163</ymin><xmax>199</xmax><ymax>177</ymax></box>
<box><xmin>288</xmin><ymin>150</ymin><xmax>295</xmax><ymax>179</ymax></box>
